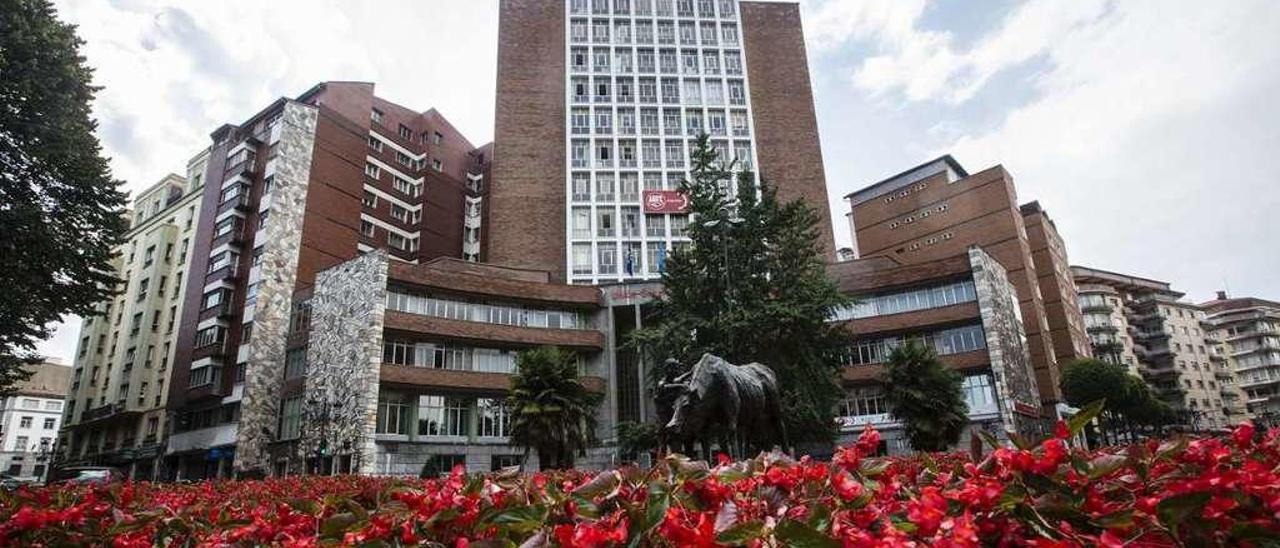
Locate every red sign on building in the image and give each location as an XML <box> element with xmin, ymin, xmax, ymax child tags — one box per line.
<box><xmin>642</xmin><ymin>190</ymin><xmax>690</xmax><ymax>214</ymax></box>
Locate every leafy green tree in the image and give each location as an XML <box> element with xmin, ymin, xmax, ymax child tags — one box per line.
<box><xmin>630</xmin><ymin>134</ymin><xmax>852</xmax><ymax>446</ymax></box>
<box><xmin>615</xmin><ymin>421</ymin><xmax>660</xmax><ymax>461</ymax></box>
<box><xmin>882</xmin><ymin>339</ymin><xmax>969</xmax><ymax>452</ymax></box>
<box><xmin>507</xmin><ymin>346</ymin><xmax>602</xmax><ymax>470</ymax></box>
<box><xmin>1</xmin><ymin>0</ymin><xmax>127</xmax><ymax>391</ymax></box>
<box><xmin>1060</xmin><ymin>358</ymin><xmax>1172</xmax><ymax>444</ymax></box>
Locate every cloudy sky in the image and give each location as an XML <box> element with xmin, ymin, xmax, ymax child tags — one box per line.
<box><xmin>37</xmin><ymin>0</ymin><xmax>1280</xmax><ymax>360</ymax></box>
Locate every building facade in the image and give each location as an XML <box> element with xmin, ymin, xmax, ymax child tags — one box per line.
<box><xmin>0</xmin><ymin>360</ymin><xmax>71</xmax><ymax>479</ymax></box>
<box><xmin>1200</xmin><ymin>292</ymin><xmax>1280</xmax><ymax>421</ymax></box>
<box><xmin>1071</xmin><ymin>267</ymin><xmax>1239</xmax><ymax>430</ymax></box>
<box><xmin>252</xmin><ymin>253</ymin><xmax>612</xmax><ymax>476</ymax></box>
<box><xmin>60</xmin><ymin>159</ymin><xmax>208</xmax><ymax>480</ymax></box>
<box><xmin>844</xmin><ymin>156</ymin><xmax>1072</xmax><ymax>414</ymax></box>
<box><xmin>163</xmin><ymin>82</ymin><xmax>494</xmax><ymax>479</ymax></box>
<box><xmin>490</xmin><ymin>0</ymin><xmax>836</xmax><ymax>283</ymax></box>
<box><xmin>826</xmin><ymin>247</ymin><xmax>1043</xmax><ymax>454</ymax></box>
<box><xmin>1021</xmin><ymin>202</ymin><xmax>1092</xmax><ymax>366</ymax></box>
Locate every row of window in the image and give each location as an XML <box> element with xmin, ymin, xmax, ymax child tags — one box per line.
<box><xmin>571</xmin><ymin>19</ymin><xmax>738</xmax><ymax>46</ymax></box>
<box><xmin>386</xmin><ymin>292</ymin><xmax>590</xmax><ymax>330</ymax></box>
<box><xmin>838</xmin><ymin>374</ymin><xmax>998</xmax><ymax>423</ymax></box>
<box><xmin>570</xmin><ymin>107</ymin><xmax>751</xmax><ymax>138</ymax></box>
<box><xmin>887</xmin><ymin>203</ymin><xmax>949</xmax><ymax>229</ymax></box>
<box><xmin>569</xmin><ymin>138</ymin><xmax>752</xmax><ymax>170</ymax></box>
<box><xmin>840</xmin><ymin>324</ymin><xmax>988</xmax><ymax>367</ymax></box>
<box><xmin>570</xmin><ymin>76</ymin><xmax>747</xmax><ymax>107</ymax></box>
<box><xmin>571</xmin><ymin>207</ymin><xmax>688</xmax><ymax>240</ymax></box>
<box><xmin>832</xmin><ymin>280</ymin><xmax>977</xmax><ymax>322</ymax></box>
<box><xmin>375</xmin><ymin>394</ymin><xmax>511</xmax><ymax>439</ymax></box>
<box><xmin>571</xmin><ymin>240</ymin><xmax>688</xmax><ymax>278</ymax></box>
<box><xmin>8</xmin><ymin>416</ymin><xmax>57</xmax><ymax>430</ymax></box>
<box><xmin>570</xmin><ymin>44</ymin><xmax>743</xmax><ymax>75</ymax></box>
<box><xmin>369</xmin><ymin>112</ymin><xmax>446</xmax><ymax>147</ymax></box>
<box><xmin>570</xmin><ymin>0</ymin><xmax>738</xmax><ymax>20</ymax></box>
<box><xmin>383</xmin><ymin>341</ymin><xmax>519</xmax><ymax>374</ymax></box>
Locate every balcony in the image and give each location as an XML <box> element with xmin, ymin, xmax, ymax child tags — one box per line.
<box><xmin>1132</xmin><ymin>327</ymin><xmax>1172</xmax><ymax>341</ymax></box>
<box><xmin>1080</xmin><ymin>303</ymin><xmax>1113</xmax><ymax>314</ymax></box>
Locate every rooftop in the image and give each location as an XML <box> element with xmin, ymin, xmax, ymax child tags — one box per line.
<box><xmin>845</xmin><ymin>154</ymin><xmax>969</xmax><ymax>206</ymax></box>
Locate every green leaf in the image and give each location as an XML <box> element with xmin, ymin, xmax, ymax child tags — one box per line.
<box><xmin>1094</xmin><ymin>509</ymin><xmax>1135</xmax><ymax>529</ymax></box>
<box><xmin>1156</xmin><ymin>492</ymin><xmax>1211</xmax><ymax>532</ymax></box>
<box><xmin>773</xmin><ymin>520</ymin><xmax>839</xmax><ymax>548</ymax></box>
<box><xmin>977</xmin><ymin>429</ymin><xmax>1003</xmax><ymax>450</ymax></box>
<box><xmin>858</xmin><ymin>458</ymin><xmax>890</xmax><ymax>478</ymax></box>
<box><xmin>320</xmin><ymin>512</ymin><xmax>359</xmax><ymax>537</ymax></box>
<box><xmin>1155</xmin><ymin>437</ymin><xmax>1189</xmax><ymax>461</ymax></box>
<box><xmin>1087</xmin><ymin>454</ymin><xmax>1128</xmax><ymax>480</ymax></box>
<box><xmin>807</xmin><ymin>503</ymin><xmax>832</xmax><ymax>533</ymax></box>
<box><xmin>1230</xmin><ymin>523</ymin><xmax>1280</xmax><ymax>544</ymax></box>
<box><xmin>1008</xmin><ymin>431</ymin><xmax>1035</xmax><ymax>450</ymax></box>
<box><xmin>488</xmin><ymin>505</ymin><xmax>548</xmax><ymax>534</ymax></box>
<box><xmin>572</xmin><ymin>470</ymin><xmax>622</xmax><ymax>499</ymax></box>
<box><xmin>1068</xmin><ymin>400</ymin><xmax>1106</xmax><ymax>436</ymax></box>
<box><xmin>716</xmin><ymin>520</ymin><xmax>765</xmax><ymax>545</ymax></box>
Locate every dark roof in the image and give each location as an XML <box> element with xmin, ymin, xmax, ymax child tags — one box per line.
<box><xmin>843</xmin><ymin>154</ymin><xmax>968</xmax><ymax>201</ymax></box>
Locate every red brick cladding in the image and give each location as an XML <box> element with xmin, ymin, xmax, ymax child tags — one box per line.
<box><xmin>387</xmin><ymin>259</ymin><xmax>602</xmax><ymax>306</ymax></box>
<box><xmin>489</xmin><ymin>0</ymin><xmax>568</xmax><ymax>279</ymax></box>
<box><xmin>1021</xmin><ymin>204</ymin><xmax>1092</xmax><ymax>364</ymax></box>
<box><xmin>849</xmin><ymin>165</ymin><xmax>1063</xmax><ymax>405</ymax></box>
<box><xmin>382</xmin><ymin>365</ymin><xmax>607</xmax><ymax>394</ymax></box>
<box><xmin>842</xmin><ymin>350</ymin><xmax>990</xmax><ymax>382</ymax></box>
<box><xmin>740</xmin><ymin>2</ymin><xmax>836</xmax><ymax>260</ymax></box>
<box><xmin>384</xmin><ymin>311</ymin><xmax>605</xmax><ymax>350</ymax></box>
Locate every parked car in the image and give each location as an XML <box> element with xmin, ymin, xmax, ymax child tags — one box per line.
<box><xmin>48</xmin><ymin>466</ymin><xmax>123</xmax><ymax>485</ymax></box>
<box><xmin>0</xmin><ymin>473</ymin><xmax>26</xmax><ymax>490</ymax></box>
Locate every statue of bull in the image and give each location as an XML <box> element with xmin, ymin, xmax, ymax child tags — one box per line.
<box><xmin>660</xmin><ymin>353</ymin><xmax>788</xmax><ymax>459</ymax></box>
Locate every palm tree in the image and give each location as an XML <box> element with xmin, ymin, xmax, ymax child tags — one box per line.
<box><xmin>882</xmin><ymin>339</ymin><xmax>969</xmax><ymax>452</ymax></box>
<box><xmin>507</xmin><ymin>346</ymin><xmax>602</xmax><ymax>470</ymax></box>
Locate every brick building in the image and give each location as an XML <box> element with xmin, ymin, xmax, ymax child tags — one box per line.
<box><xmin>1020</xmin><ymin>202</ymin><xmax>1091</xmax><ymax>366</ymax></box>
<box><xmin>489</xmin><ymin>0</ymin><xmax>836</xmax><ymax>283</ymax></box>
<box><xmin>827</xmin><ymin>247</ymin><xmax>1043</xmax><ymax>454</ymax></box>
<box><xmin>844</xmin><ymin>155</ymin><xmax>1083</xmax><ymax>415</ymax></box>
<box><xmin>264</xmin><ymin>253</ymin><xmax>612</xmax><ymax>475</ymax></box>
<box><xmin>163</xmin><ymin>82</ymin><xmax>493</xmax><ymax>479</ymax></box>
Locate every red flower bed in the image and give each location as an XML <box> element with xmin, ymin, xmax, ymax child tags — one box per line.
<box><xmin>3</xmin><ymin>422</ymin><xmax>1278</xmax><ymax>547</ymax></box>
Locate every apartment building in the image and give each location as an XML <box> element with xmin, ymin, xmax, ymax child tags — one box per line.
<box><xmin>845</xmin><ymin>156</ymin><xmax>1080</xmax><ymax>415</ymax></box>
<box><xmin>0</xmin><ymin>359</ymin><xmax>71</xmax><ymax>479</ymax></box>
<box><xmin>1021</xmin><ymin>202</ymin><xmax>1092</xmax><ymax>365</ymax></box>
<box><xmin>491</xmin><ymin>0</ymin><xmax>836</xmax><ymax>283</ymax></box>
<box><xmin>163</xmin><ymin>82</ymin><xmax>493</xmax><ymax>479</ymax></box>
<box><xmin>233</xmin><ymin>252</ymin><xmax>612</xmax><ymax>476</ymax></box>
<box><xmin>1075</xmin><ymin>282</ymin><xmax>1142</xmax><ymax>375</ymax></box>
<box><xmin>59</xmin><ymin>158</ymin><xmax>207</xmax><ymax>480</ymax></box>
<box><xmin>826</xmin><ymin>247</ymin><xmax>1043</xmax><ymax>454</ymax></box>
<box><xmin>1071</xmin><ymin>267</ymin><xmax>1236</xmax><ymax>430</ymax></box>
<box><xmin>1200</xmin><ymin>291</ymin><xmax>1280</xmax><ymax>421</ymax></box>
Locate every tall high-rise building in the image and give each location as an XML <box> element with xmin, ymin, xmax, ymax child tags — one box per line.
<box><xmin>1200</xmin><ymin>291</ymin><xmax>1280</xmax><ymax>420</ymax></box>
<box><xmin>844</xmin><ymin>156</ymin><xmax>1074</xmax><ymax>415</ymax></box>
<box><xmin>1071</xmin><ymin>267</ymin><xmax>1239</xmax><ymax>430</ymax></box>
<box><xmin>163</xmin><ymin>82</ymin><xmax>493</xmax><ymax>478</ymax></box>
<box><xmin>1020</xmin><ymin>202</ymin><xmax>1092</xmax><ymax>366</ymax></box>
<box><xmin>59</xmin><ymin>157</ymin><xmax>207</xmax><ymax>480</ymax></box>
<box><xmin>490</xmin><ymin>0</ymin><xmax>836</xmax><ymax>283</ymax></box>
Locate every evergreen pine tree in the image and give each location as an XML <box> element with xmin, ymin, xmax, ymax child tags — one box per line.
<box><xmin>0</xmin><ymin>0</ymin><xmax>128</xmax><ymax>390</ymax></box>
<box><xmin>632</xmin><ymin>134</ymin><xmax>851</xmax><ymax>445</ymax></box>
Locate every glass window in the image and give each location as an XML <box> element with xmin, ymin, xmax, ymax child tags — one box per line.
<box><xmin>477</xmin><ymin>398</ymin><xmax>511</xmax><ymax>438</ymax></box>
<box><xmin>418</xmin><ymin>395</ymin><xmax>470</xmax><ymax>437</ymax></box>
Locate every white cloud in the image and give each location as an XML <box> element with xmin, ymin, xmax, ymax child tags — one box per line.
<box><xmin>36</xmin><ymin>0</ymin><xmax>499</xmax><ymax>361</ymax></box>
<box><xmin>944</xmin><ymin>0</ymin><xmax>1280</xmax><ymax>302</ymax></box>
<box><xmin>807</xmin><ymin>0</ymin><xmax>1110</xmax><ymax>103</ymax></box>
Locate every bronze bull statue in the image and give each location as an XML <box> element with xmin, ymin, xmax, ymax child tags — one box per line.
<box><xmin>657</xmin><ymin>354</ymin><xmax>788</xmax><ymax>459</ymax></box>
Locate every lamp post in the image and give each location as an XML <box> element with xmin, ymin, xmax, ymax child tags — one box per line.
<box><xmin>698</xmin><ymin>201</ymin><xmax>744</xmax><ymax>354</ymax></box>
<box><xmin>36</xmin><ymin>438</ymin><xmax>53</xmax><ymax>484</ymax></box>
<box><xmin>306</xmin><ymin>394</ymin><xmax>343</xmax><ymax>475</ymax></box>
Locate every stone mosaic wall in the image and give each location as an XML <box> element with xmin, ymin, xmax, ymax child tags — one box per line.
<box><xmin>301</xmin><ymin>251</ymin><xmax>389</xmax><ymax>475</ymax></box>
<box><xmin>234</xmin><ymin>102</ymin><xmax>318</xmax><ymax>474</ymax></box>
<box><xmin>969</xmin><ymin>247</ymin><xmax>1044</xmax><ymax>438</ymax></box>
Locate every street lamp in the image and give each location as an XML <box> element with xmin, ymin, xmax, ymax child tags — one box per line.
<box><xmin>697</xmin><ymin>201</ymin><xmax>745</xmax><ymax>353</ymax></box>
<box><xmin>36</xmin><ymin>439</ymin><xmax>53</xmax><ymax>484</ymax></box>
<box><xmin>306</xmin><ymin>394</ymin><xmax>343</xmax><ymax>475</ymax></box>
